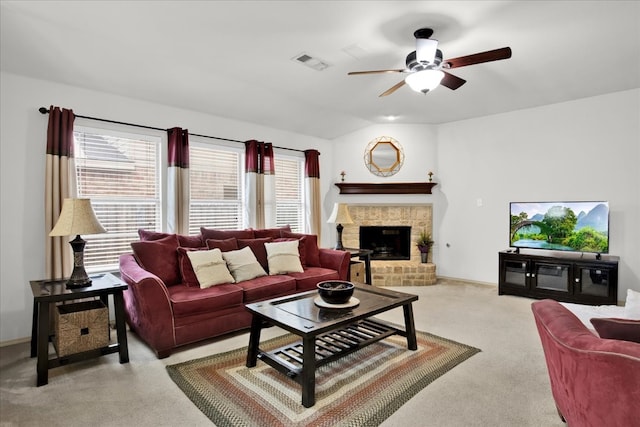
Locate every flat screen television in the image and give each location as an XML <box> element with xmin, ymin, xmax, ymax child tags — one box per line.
<box><xmin>510</xmin><ymin>201</ymin><xmax>609</xmax><ymax>254</ymax></box>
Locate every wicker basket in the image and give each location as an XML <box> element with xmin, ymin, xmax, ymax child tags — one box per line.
<box><xmin>54</xmin><ymin>300</ymin><xmax>109</xmax><ymax>356</ymax></box>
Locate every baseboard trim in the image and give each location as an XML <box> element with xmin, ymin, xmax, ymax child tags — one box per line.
<box><xmin>436</xmin><ymin>276</ymin><xmax>497</xmax><ymax>288</ymax></box>
<box><xmin>0</xmin><ymin>336</ymin><xmax>30</xmax><ymax>348</ymax></box>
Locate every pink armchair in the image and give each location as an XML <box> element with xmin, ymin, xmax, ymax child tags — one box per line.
<box><xmin>531</xmin><ymin>299</ymin><xmax>640</xmax><ymax>427</ymax></box>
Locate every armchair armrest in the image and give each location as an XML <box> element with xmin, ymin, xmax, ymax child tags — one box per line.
<box><xmin>119</xmin><ymin>254</ymin><xmax>176</xmax><ymax>357</ymax></box>
<box><xmin>318</xmin><ymin>248</ymin><xmax>350</xmax><ymax>280</ymax></box>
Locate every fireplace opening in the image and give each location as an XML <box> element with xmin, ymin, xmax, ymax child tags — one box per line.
<box><xmin>359</xmin><ymin>226</ymin><xmax>411</xmax><ymax>260</ymax></box>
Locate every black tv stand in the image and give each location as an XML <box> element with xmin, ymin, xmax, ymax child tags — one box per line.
<box><xmin>499</xmin><ymin>250</ymin><xmax>618</xmax><ymax>305</ymax></box>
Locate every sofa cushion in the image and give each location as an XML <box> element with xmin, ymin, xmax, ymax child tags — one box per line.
<box><xmin>200</xmin><ymin>227</ymin><xmax>255</xmax><ymax>241</ymax></box>
<box><xmin>286</xmin><ymin>267</ymin><xmax>341</xmax><ymax>292</ymax></box>
<box><xmin>253</xmin><ymin>226</ymin><xmax>291</xmax><ymax>239</ymax></box>
<box><xmin>237</xmin><ymin>238</ymin><xmax>272</xmax><ymax>271</ymax></box>
<box><xmin>265</xmin><ymin>240</ymin><xmax>304</xmax><ymax>275</ymax></box>
<box><xmin>235</xmin><ymin>274</ymin><xmax>297</xmax><ymax>303</ymax></box>
<box><xmin>168</xmin><ymin>283</ymin><xmax>244</xmax><ymax>316</ymax></box>
<box><xmin>273</xmin><ymin>236</ymin><xmax>307</xmax><ymax>266</ymax></box>
<box><xmin>222</xmin><ymin>246</ymin><xmax>267</xmax><ymax>283</ymax></box>
<box><xmin>206</xmin><ymin>237</ymin><xmax>239</xmax><ymax>252</ymax></box>
<box><xmin>281</xmin><ymin>232</ymin><xmax>321</xmax><ymax>267</ymax></box>
<box><xmin>186</xmin><ymin>248</ymin><xmax>235</xmax><ymax>288</ymax></box>
<box><xmin>177</xmin><ymin>247</ymin><xmax>205</xmax><ymax>287</ymax></box>
<box><xmin>590</xmin><ymin>318</ymin><xmax>640</xmax><ymax>343</ymax></box>
<box><xmin>131</xmin><ymin>234</ymin><xmax>181</xmax><ymax>286</ymax></box>
<box><xmin>138</xmin><ymin>229</ymin><xmax>203</xmax><ymax>248</ymax></box>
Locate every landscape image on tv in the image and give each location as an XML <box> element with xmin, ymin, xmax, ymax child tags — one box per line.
<box><xmin>510</xmin><ymin>201</ymin><xmax>609</xmax><ymax>253</ymax></box>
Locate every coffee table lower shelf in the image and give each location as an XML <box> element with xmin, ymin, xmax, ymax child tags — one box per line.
<box><xmin>256</xmin><ymin>319</ymin><xmax>401</xmax><ymax>384</ymax></box>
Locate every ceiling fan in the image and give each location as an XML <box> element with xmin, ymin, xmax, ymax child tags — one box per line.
<box><xmin>348</xmin><ymin>28</ymin><xmax>512</xmax><ymax>97</ymax></box>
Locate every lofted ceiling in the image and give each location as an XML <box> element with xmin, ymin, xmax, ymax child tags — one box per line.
<box><xmin>1</xmin><ymin>1</ymin><xmax>639</xmax><ymax>140</ymax></box>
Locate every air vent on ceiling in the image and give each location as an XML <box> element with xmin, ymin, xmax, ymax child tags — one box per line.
<box><xmin>292</xmin><ymin>52</ymin><xmax>330</xmax><ymax>71</ymax></box>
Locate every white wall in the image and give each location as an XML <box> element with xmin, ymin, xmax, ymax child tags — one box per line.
<box><xmin>0</xmin><ymin>71</ymin><xmax>335</xmax><ymax>343</ymax></box>
<box><xmin>330</xmin><ymin>90</ymin><xmax>640</xmax><ymax>299</ymax></box>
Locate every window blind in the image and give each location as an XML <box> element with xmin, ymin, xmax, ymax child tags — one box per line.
<box><xmin>274</xmin><ymin>156</ymin><xmax>304</xmax><ymax>232</ymax></box>
<box><xmin>189</xmin><ymin>144</ymin><xmax>243</xmax><ymax>234</ymax></box>
<box><xmin>74</xmin><ymin>128</ymin><xmax>161</xmax><ymax>272</ymax></box>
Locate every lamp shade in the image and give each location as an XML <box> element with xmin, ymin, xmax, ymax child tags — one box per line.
<box><xmin>49</xmin><ymin>198</ymin><xmax>106</xmax><ymax>236</ymax></box>
<box><xmin>405</xmin><ymin>69</ymin><xmax>445</xmax><ymax>94</ymax></box>
<box><xmin>327</xmin><ymin>203</ymin><xmax>354</xmax><ymax>224</ymax></box>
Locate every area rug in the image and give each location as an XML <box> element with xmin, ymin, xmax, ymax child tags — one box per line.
<box><xmin>167</xmin><ymin>330</ymin><xmax>480</xmax><ymax>427</ymax></box>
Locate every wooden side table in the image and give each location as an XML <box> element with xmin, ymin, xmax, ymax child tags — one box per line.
<box><xmin>344</xmin><ymin>247</ymin><xmax>373</xmax><ymax>285</ymax></box>
<box><xmin>30</xmin><ymin>273</ymin><xmax>129</xmax><ymax>386</ymax></box>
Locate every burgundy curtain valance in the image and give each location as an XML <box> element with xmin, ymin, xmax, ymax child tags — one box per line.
<box><xmin>304</xmin><ymin>149</ymin><xmax>320</xmax><ymax>178</ymax></box>
<box><xmin>245</xmin><ymin>140</ymin><xmax>274</xmax><ymax>174</ymax></box>
<box><xmin>46</xmin><ymin>106</ymin><xmax>75</xmax><ymax>157</ymax></box>
<box><xmin>168</xmin><ymin>127</ymin><xmax>190</xmax><ymax>168</ymax></box>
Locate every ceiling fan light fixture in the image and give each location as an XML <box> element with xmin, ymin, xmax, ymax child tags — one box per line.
<box><xmin>405</xmin><ymin>69</ymin><xmax>444</xmax><ymax>94</ymax></box>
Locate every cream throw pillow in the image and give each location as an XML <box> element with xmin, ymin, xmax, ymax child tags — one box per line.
<box><xmin>186</xmin><ymin>248</ymin><xmax>235</xmax><ymax>288</ymax></box>
<box><xmin>625</xmin><ymin>289</ymin><xmax>640</xmax><ymax>319</ymax></box>
<box><xmin>222</xmin><ymin>246</ymin><xmax>267</xmax><ymax>283</ymax></box>
<box><xmin>265</xmin><ymin>240</ymin><xmax>304</xmax><ymax>275</ymax></box>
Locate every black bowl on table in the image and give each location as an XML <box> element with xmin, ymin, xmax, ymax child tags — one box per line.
<box><xmin>317</xmin><ymin>281</ymin><xmax>355</xmax><ymax>305</ymax></box>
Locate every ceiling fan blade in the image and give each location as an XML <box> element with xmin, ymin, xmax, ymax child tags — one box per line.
<box><xmin>379</xmin><ymin>80</ymin><xmax>406</xmax><ymax>97</ymax></box>
<box><xmin>440</xmin><ymin>71</ymin><xmax>466</xmax><ymax>90</ymax></box>
<box><xmin>348</xmin><ymin>69</ymin><xmax>405</xmax><ymax>76</ymax></box>
<box><xmin>444</xmin><ymin>47</ymin><xmax>512</xmax><ymax>69</ymax></box>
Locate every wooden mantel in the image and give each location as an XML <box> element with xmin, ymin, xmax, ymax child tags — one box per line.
<box><xmin>335</xmin><ymin>182</ymin><xmax>437</xmax><ymax>195</ymax></box>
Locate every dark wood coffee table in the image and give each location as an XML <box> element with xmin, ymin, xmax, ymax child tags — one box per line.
<box><xmin>245</xmin><ymin>284</ymin><xmax>418</xmax><ymax>407</ymax></box>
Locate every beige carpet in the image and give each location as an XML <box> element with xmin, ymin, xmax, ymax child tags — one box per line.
<box><xmin>0</xmin><ymin>281</ymin><xmax>566</xmax><ymax>426</ymax></box>
<box><xmin>167</xmin><ymin>329</ymin><xmax>479</xmax><ymax>426</ymax></box>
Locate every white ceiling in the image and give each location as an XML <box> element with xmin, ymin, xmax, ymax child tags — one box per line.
<box><xmin>2</xmin><ymin>1</ymin><xmax>639</xmax><ymax>140</ymax></box>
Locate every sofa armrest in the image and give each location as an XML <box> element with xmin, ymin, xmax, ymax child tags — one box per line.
<box><xmin>119</xmin><ymin>254</ymin><xmax>176</xmax><ymax>357</ymax></box>
<box><xmin>318</xmin><ymin>248</ymin><xmax>350</xmax><ymax>280</ymax></box>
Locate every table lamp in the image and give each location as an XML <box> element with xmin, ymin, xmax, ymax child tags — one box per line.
<box><xmin>327</xmin><ymin>203</ymin><xmax>353</xmax><ymax>250</ymax></box>
<box><xmin>49</xmin><ymin>198</ymin><xmax>106</xmax><ymax>288</ymax></box>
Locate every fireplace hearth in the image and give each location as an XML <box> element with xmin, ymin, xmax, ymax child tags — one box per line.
<box><xmin>359</xmin><ymin>226</ymin><xmax>411</xmax><ymax>260</ymax></box>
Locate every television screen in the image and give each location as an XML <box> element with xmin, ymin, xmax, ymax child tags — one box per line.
<box><xmin>510</xmin><ymin>201</ymin><xmax>609</xmax><ymax>253</ymax></box>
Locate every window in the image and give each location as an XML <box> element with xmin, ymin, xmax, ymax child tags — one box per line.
<box><xmin>274</xmin><ymin>154</ymin><xmax>305</xmax><ymax>232</ymax></box>
<box><xmin>189</xmin><ymin>142</ymin><xmax>244</xmax><ymax>234</ymax></box>
<box><xmin>74</xmin><ymin>127</ymin><xmax>161</xmax><ymax>272</ymax></box>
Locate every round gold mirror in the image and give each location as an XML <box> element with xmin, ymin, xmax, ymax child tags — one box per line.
<box><xmin>364</xmin><ymin>136</ymin><xmax>404</xmax><ymax>177</ymax></box>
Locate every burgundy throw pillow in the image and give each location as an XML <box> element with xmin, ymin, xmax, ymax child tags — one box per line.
<box><xmin>138</xmin><ymin>229</ymin><xmax>202</xmax><ymax>248</ymax></box>
<box><xmin>206</xmin><ymin>238</ymin><xmax>239</xmax><ymax>252</ymax></box>
<box><xmin>273</xmin><ymin>236</ymin><xmax>307</xmax><ymax>267</ymax></box>
<box><xmin>131</xmin><ymin>234</ymin><xmax>180</xmax><ymax>286</ymax></box>
<box><xmin>200</xmin><ymin>227</ymin><xmax>255</xmax><ymax>241</ymax></box>
<box><xmin>177</xmin><ymin>234</ymin><xmax>204</xmax><ymax>248</ymax></box>
<box><xmin>138</xmin><ymin>229</ymin><xmax>171</xmax><ymax>241</ymax></box>
<box><xmin>281</xmin><ymin>232</ymin><xmax>320</xmax><ymax>267</ymax></box>
<box><xmin>176</xmin><ymin>247</ymin><xmax>205</xmax><ymax>287</ymax></box>
<box><xmin>590</xmin><ymin>318</ymin><xmax>640</xmax><ymax>343</ymax></box>
<box><xmin>237</xmin><ymin>238</ymin><xmax>273</xmax><ymax>271</ymax></box>
<box><xmin>254</xmin><ymin>226</ymin><xmax>292</xmax><ymax>239</ymax></box>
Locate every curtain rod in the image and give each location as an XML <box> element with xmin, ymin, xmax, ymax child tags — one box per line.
<box><xmin>38</xmin><ymin>107</ymin><xmax>305</xmax><ymax>153</ymax></box>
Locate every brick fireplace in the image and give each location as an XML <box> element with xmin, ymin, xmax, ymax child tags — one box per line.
<box><xmin>341</xmin><ymin>204</ymin><xmax>436</xmax><ymax>286</ymax></box>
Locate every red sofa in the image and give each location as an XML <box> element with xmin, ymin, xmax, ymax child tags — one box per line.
<box><xmin>119</xmin><ymin>227</ymin><xmax>350</xmax><ymax>358</ymax></box>
<box><xmin>531</xmin><ymin>299</ymin><xmax>640</xmax><ymax>427</ymax></box>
